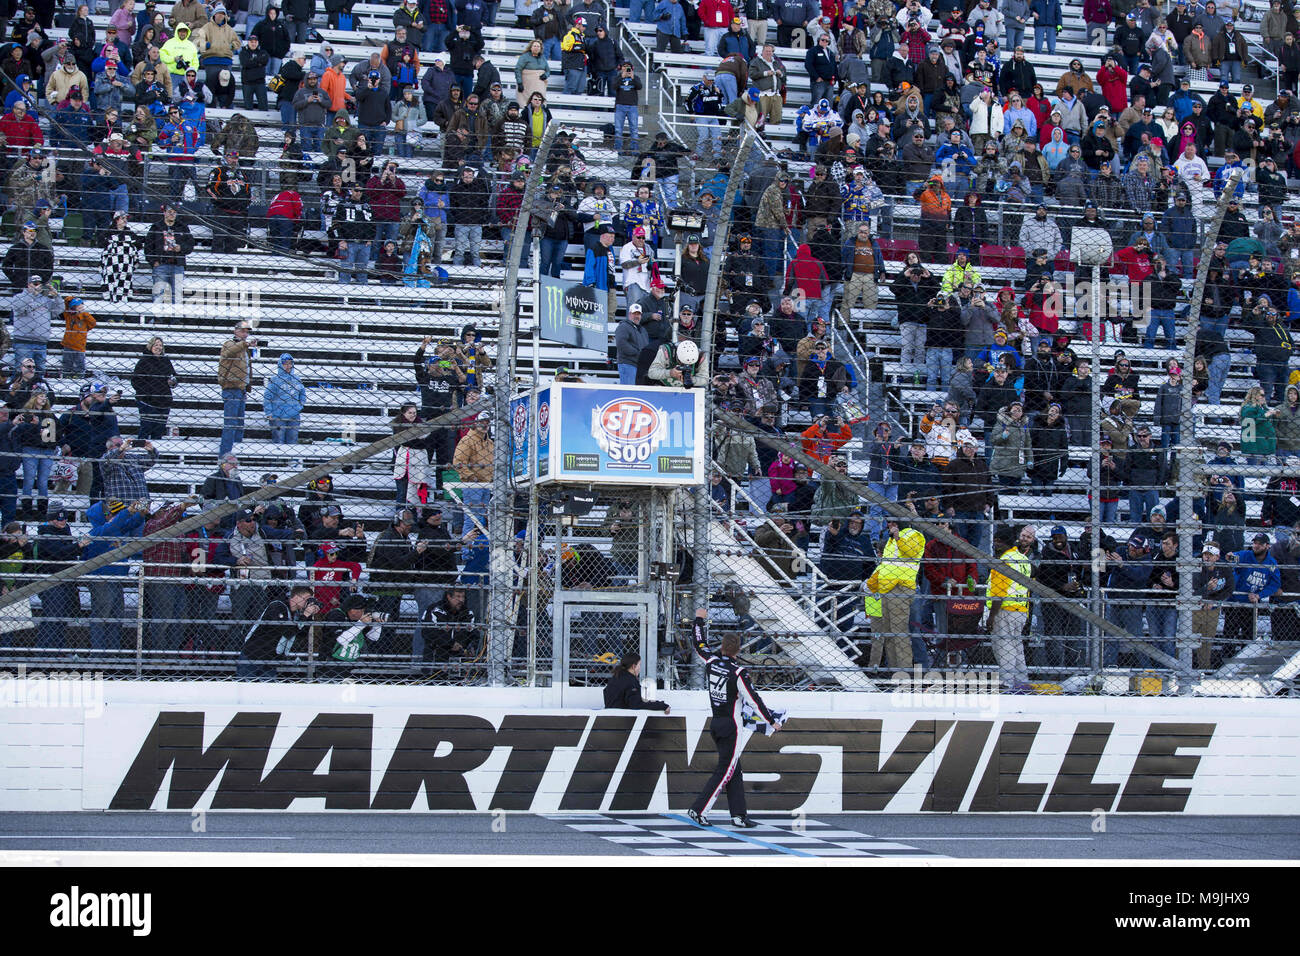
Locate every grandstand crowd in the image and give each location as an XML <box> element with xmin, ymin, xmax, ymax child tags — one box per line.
<box><xmin>0</xmin><ymin>0</ymin><xmax>1295</xmax><ymax>685</ymax></box>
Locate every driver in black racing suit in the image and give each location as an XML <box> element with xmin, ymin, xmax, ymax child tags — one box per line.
<box><xmin>687</xmin><ymin>608</ymin><xmax>784</xmax><ymax>828</ymax></box>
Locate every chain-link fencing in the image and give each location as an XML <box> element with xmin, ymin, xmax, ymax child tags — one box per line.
<box><xmin>2</xmin><ymin>10</ymin><xmax>1298</xmax><ymax>699</ymax></box>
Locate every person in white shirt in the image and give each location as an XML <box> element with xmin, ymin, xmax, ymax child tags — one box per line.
<box><xmin>619</xmin><ymin>226</ymin><xmax>654</xmax><ymax>310</ymax></box>
<box><xmin>896</xmin><ymin>0</ymin><xmax>933</xmax><ymax>29</ymax></box>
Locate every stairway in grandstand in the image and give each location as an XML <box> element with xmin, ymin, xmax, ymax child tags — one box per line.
<box><xmin>704</xmin><ymin>519</ymin><xmax>872</xmax><ymax>688</ymax></box>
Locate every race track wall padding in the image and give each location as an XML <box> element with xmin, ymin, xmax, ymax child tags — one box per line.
<box><xmin>2</xmin><ymin>682</ymin><xmax>1298</xmax><ymax>813</ymax></box>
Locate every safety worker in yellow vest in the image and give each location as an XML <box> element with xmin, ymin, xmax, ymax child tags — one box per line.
<box><xmin>985</xmin><ymin>524</ymin><xmax>1032</xmax><ymax>690</ymax></box>
<box><xmin>865</xmin><ymin>517</ymin><xmax>925</xmax><ymax>670</ymax></box>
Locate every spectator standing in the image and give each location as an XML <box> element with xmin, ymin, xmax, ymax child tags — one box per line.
<box><xmin>1222</xmin><ymin>534</ymin><xmax>1281</xmax><ymax>651</ymax></box>
<box><xmin>9</xmin><ymin>275</ymin><xmax>61</xmax><ymax>373</ymax></box>
<box><xmin>865</xmin><ymin>519</ymin><xmax>924</xmax><ymax>669</ymax></box>
<box><xmin>100</xmin><ymin>432</ymin><xmax>158</xmax><ymax>508</ymax></box>
<box><xmin>130</xmin><ymin>336</ymin><xmax>177</xmax><ymax>440</ymax></box>
<box><xmin>985</xmin><ymin>524</ymin><xmax>1031</xmax><ymax>688</ymax></box>
<box><xmin>452</xmin><ymin>412</ymin><xmax>493</xmax><ymax>533</ymax></box>
<box><xmin>144</xmin><ymin>202</ymin><xmax>194</xmax><ymax>305</ymax></box>
<box><xmin>449</xmin><ymin>164</ymin><xmax>489</xmax><ymax>266</ymax></box>
<box><xmin>141</xmin><ymin>497</ymin><xmax>199</xmax><ymax>650</ymax></box>
<box><xmin>217</xmin><ymin>321</ymin><xmax>256</xmax><ymax>457</ymax></box>
<box><xmin>263</xmin><ymin>353</ymin><xmax>306</xmax><ymax>444</ymax></box>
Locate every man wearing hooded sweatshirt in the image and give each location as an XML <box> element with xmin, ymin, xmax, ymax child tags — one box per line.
<box><xmin>159</xmin><ymin>23</ymin><xmax>199</xmax><ymax>91</ymax></box>
<box><xmin>263</xmin><ymin>352</ymin><xmax>306</xmax><ymax>444</ymax></box>
<box><xmin>865</xmin><ymin>519</ymin><xmax>925</xmax><ymax>668</ymax></box>
<box><xmin>195</xmin><ymin>4</ymin><xmax>239</xmax><ymax>90</ymax></box>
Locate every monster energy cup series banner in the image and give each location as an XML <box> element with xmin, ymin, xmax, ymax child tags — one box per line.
<box><xmin>538</xmin><ymin>276</ymin><xmax>609</xmax><ymax>355</ymax></box>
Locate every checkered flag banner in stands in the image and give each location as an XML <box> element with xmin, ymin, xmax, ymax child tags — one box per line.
<box><xmin>0</xmin><ymin>6</ymin><xmax>1296</xmax><ymax>698</ymax></box>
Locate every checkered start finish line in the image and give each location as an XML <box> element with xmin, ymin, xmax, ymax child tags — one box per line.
<box><xmin>545</xmin><ymin>813</ymin><xmax>943</xmax><ymax>858</ymax></box>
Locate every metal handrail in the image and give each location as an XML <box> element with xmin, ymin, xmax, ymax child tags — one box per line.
<box><xmin>705</xmin><ymin>494</ymin><xmax>849</xmax><ymax>638</ymax></box>
<box><xmin>711</xmin><ymin>467</ymin><xmax>836</xmax><ymax>593</ymax></box>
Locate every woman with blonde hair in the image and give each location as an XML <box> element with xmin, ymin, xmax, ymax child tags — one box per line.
<box><xmin>515</xmin><ymin>39</ymin><xmax>549</xmax><ymax>106</ymax></box>
<box><xmin>1240</xmin><ymin>385</ymin><xmax>1276</xmax><ymax>466</ymax></box>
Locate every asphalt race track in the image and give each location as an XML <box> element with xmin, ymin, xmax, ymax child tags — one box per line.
<box><xmin>1</xmin><ymin>813</ymin><xmax>1296</xmax><ymax>861</ymax></box>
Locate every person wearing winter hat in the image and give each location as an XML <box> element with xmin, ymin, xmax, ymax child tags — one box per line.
<box><xmin>196</xmin><ymin>4</ymin><xmax>241</xmax><ymax>93</ymax></box>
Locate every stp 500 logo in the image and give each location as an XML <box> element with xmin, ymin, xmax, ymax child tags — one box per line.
<box><xmin>590</xmin><ymin>398</ymin><xmax>667</xmax><ymax>465</ymax></box>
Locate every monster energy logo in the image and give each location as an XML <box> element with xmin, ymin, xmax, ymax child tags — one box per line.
<box><xmin>543</xmin><ymin>282</ymin><xmax>565</xmax><ymax>333</ymax></box>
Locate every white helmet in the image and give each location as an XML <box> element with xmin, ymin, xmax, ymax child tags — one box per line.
<box><xmin>676</xmin><ymin>340</ymin><xmax>699</xmax><ymax>366</ymax></box>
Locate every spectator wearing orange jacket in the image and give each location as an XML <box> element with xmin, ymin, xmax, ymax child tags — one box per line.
<box><xmin>913</xmin><ymin>174</ymin><xmax>952</xmax><ymax>261</ymax></box>
<box><xmin>321</xmin><ymin>54</ymin><xmax>353</xmax><ymax>112</ymax></box>
<box><xmin>800</xmin><ymin>414</ymin><xmax>853</xmax><ymax>463</ymax></box>
<box><xmin>60</xmin><ymin>295</ymin><xmax>97</xmax><ymax>378</ymax></box>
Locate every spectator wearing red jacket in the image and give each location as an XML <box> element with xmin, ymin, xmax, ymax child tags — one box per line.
<box><xmin>183</xmin><ymin>510</ymin><xmax>228</xmax><ymax>649</ymax></box>
<box><xmin>1095</xmin><ymin>57</ymin><xmax>1128</xmax><ymax>116</ymax></box>
<box><xmin>923</xmin><ymin>518</ymin><xmax>980</xmax><ymax>653</ymax></box>
<box><xmin>1112</xmin><ymin>236</ymin><xmax>1154</xmax><ymax>283</ymax></box>
<box><xmin>1022</xmin><ymin>273</ymin><xmax>1063</xmax><ymax>339</ymax></box>
<box><xmin>784</xmin><ymin>242</ymin><xmax>831</xmax><ymax>325</ymax></box>
<box><xmin>0</xmin><ymin>100</ymin><xmax>43</xmax><ymax>155</ymax></box>
<box><xmin>142</xmin><ymin>499</ymin><xmax>199</xmax><ymax>650</ymax></box>
<box><xmin>311</xmin><ymin>542</ymin><xmax>363</xmax><ymax>613</ymax></box>
<box><xmin>366</xmin><ymin>159</ymin><xmax>407</xmax><ymax>255</ymax></box>
<box><xmin>698</xmin><ymin>0</ymin><xmax>737</xmax><ymax>57</ymax></box>
<box><xmin>268</xmin><ymin>188</ymin><xmax>303</xmax><ymax>253</ymax></box>
<box><xmin>494</xmin><ymin>167</ymin><xmax>529</xmax><ymax>268</ymax></box>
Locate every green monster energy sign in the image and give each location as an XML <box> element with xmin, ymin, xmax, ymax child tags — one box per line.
<box><xmin>538</xmin><ymin>276</ymin><xmax>609</xmax><ymax>355</ymax></box>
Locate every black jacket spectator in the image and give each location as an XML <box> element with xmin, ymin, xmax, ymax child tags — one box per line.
<box><xmin>2</xmin><ymin>238</ymin><xmax>54</xmax><ymax>290</ymax></box>
<box><xmin>603</xmin><ymin>668</ymin><xmax>669</xmax><ymax>710</ymax></box>
<box><xmin>891</xmin><ymin>268</ymin><xmax>939</xmax><ymax>326</ymax></box>
<box><xmin>1029</xmin><ymin>411</ymin><xmax>1069</xmax><ymax>485</ymax></box>
<box><xmin>421</xmin><ymin>590</ymin><xmax>480</xmax><ymax>661</ymax></box>
<box><xmin>448</xmin><ymin>170</ymin><xmax>490</xmax><ymax>226</ymax></box>
<box><xmin>143</xmin><ymin>218</ymin><xmax>195</xmax><ymax>267</ymax></box>
<box><xmin>943</xmin><ymin>451</ymin><xmax>996</xmax><ymax>513</ymax></box>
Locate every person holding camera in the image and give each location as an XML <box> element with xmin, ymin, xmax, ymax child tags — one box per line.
<box><xmin>421</xmin><ymin>586</ymin><xmax>481</xmax><ymax>665</ymax></box>
<box><xmin>318</xmin><ymin>593</ymin><xmax>386</xmax><ymax>678</ymax></box>
<box><xmin>236</xmin><ymin>584</ymin><xmax>320</xmax><ymax>681</ymax></box>
<box><xmin>9</xmin><ymin>273</ymin><xmax>61</xmax><ymax>373</ymax></box>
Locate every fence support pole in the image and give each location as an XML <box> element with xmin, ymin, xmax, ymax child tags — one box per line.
<box><xmin>135</xmin><ymin>565</ymin><xmax>145</xmax><ymax>679</ymax></box>
<box><xmin>489</xmin><ymin>123</ymin><xmax>557</xmax><ymax>686</ymax></box>
<box><xmin>1175</xmin><ymin>170</ymin><xmax>1242</xmax><ymax>690</ymax></box>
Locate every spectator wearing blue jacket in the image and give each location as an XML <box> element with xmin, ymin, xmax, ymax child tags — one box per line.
<box><xmin>263</xmin><ymin>353</ymin><xmax>307</xmax><ymax>444</ymax></box>
<box><xmin>4</xmin><ymin>74</ymin><xmax>35</xmax><ymax>111</ymax></box>
<box><xmin>460</xmin><ymin>525</ymin><xmax>489</xmax><ymax>621</ymax></box>
<box><xmin>84</xmin><ymin>498</ymin><xmax>147</xmax><ymax>650</ymax></box>
<box><xmin>1222</xmin><ymin>533</ymin><xmax>1282</xmax><ymax>650</ymax></box>
<box><xmin>1212</xmin><ymin>154</ymin><xmax>1248</xmax><ymax>199</ymax></box>
<box><xmin>653</xmin><ymin>0</ymin><xmax>687</xmax><ymax>53</ymax></box>
<box><xmin>1029</xmin><ymin>0</ymin><xmax>1062</xmax><ymax>53</ymax></box>
<box><xmin>1161</xmin><ymin>192</ymin><xmax>1198</xmax><ymax>276</ymax></box>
